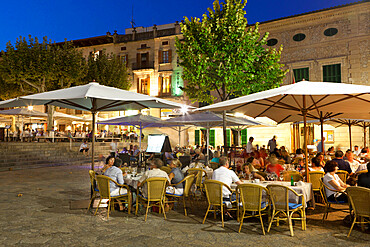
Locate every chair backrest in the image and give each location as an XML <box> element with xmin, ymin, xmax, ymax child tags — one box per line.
<box><xmin>145</xmin><ymin>177</ymin><xmax>168</xmax><ymax>201</ymax></box>
<box><xmin>160</xmin><ymin>166</ymin><xmax>172</xmax><ymax>174</ymax></box>
<box><xmin>267</xmin><ymin>184</ymin><xmax>297</xmax><ymax>211</ymax></box>
<box><xmin>179</xmin><ymin>155</ymin><xmax>191</xmax><ymax>168</ymax></box>
<box><xmin>346</xmin><ymin>186</ymin><xmax>370</xmax><ymax>217</ymax></box>
<box><xmin>88</xmin><ymin>170</ymin><xmax>96</xmax><ymax>188</ymax></box>
<box><xmin>284</xmin><ymin>171</ymin><xmax>303</xmax><ymax>182</ymax></box>
<box><xmin>118</xmin><ymin>153</ymin><xmax>130</xmax><ymax>165</ymax></box>
<box><xmin>336</xmin><ymin>170</ymin><xmax>348</xmax><ymax>183</ymax></box>
<box><xmin>309</xmin><ymin>171</ymin><xmax>325</xmax><ymax>190</ymax></box>
<box><xmin>277</xmin><ymin>160</ymin><xmax>285</xmax><ymax>166</ymax></box>
<box><xmin>183</xmin><ymin>174</ymin><xmax>196</xmax><ymax>197</ymax></box>
<box><xmin>209</xmin><ymin>162</ymin><xmax>219</xmax><ymax>170</ymax></box>
<box><xmin>356</xmin><ymin>170</ymin><xmax>368</xmax><ymax>175</ymax></box>
<box><xmin>238</xmin><ymin>183</ymin><xmax>268</xmax><ymax>211</ymax></box>
<box><xmin>188</xmin><ymin>168</ymin><xmax>206</xmax><ymax>188</ymax></box>
<box><xmin>203</xmin><ymin>180</ymin><xmax>228</xmax><ymax>206</ymax></box>
<box><xmin>95</xmin><ymin>175</ymin><xmax>112</xmax><ymax>199</ymax></box>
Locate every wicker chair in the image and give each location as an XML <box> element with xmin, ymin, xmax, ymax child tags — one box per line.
<box><xmin>94</xmin><ymin>175</ymin><xmax>131</xmax><ymax>219</ymax></box>
<box><xmin>187</xmin><ymin>168</ymin><xmax>207</xmax><ymax>196</ymax></box>
<box><xmin>267</xmin><ymin>184</ymin><xmax>306</xmax><ymax>237</ymax></box>
<box><xmin>283</xmin><ymin>171</ymin><xmax>303</xmax><ymax>182</ymax></box>
<box><xmin>202</xmin><ymin>180</ymin><xmax>237</xmax><ymax>227</ymax></box>
<box><xmin>308</xmin><ymin>171</ymin><xmax>325</xmax><ymax>203</ymax></box>
<box><xmin>237</xmin><ymin>184</ymin><xmax>270</xmax><ymax>235</ymax></box>
<box><xmin>209</xmin><ymin>162</ymin><xmax>219</xmax><ymax>170</ymax></box>
<box><xmin>166</xmin><ymin>174</ymin><xmax>196</xmax><ymax>216</ymax></box>
<box><xmin>135</xmin><ymin>177</ymin><xmax>168</xmax><ymax>221</ymax></box>
<box><xmin>87</xmin><ymin>170</ymin><xmax>99</xmax><ymax>212</ymax></box>
<box><xmin>346</xmin><ymin>186</ymin><xmax>370</xmax><ymax>237</ymax></box>
<box><xmin>320</xmin><ymin>178</ymin><xmax>348</xmax><ymax>222</ymax></box>
<box><xmin>160</xmin><ymin>166</ymin><xmax>172</xmax><ymax>174</ymax></box>
<box><xmin>336</xmin><ymin>170</ymin><xmax>349</xmax><ymax>184</ymax></box>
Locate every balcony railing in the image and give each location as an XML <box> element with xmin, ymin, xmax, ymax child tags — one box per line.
<box><xmin>131</xmin><ymin>61</ymin><xmax>154</xmax><ymax>70</ymax></box>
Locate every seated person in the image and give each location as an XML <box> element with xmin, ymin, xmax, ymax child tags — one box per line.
<box><xmin>239</xmin><ymin>163</ymin><xmax>265</xmax><ymax>181</ymax></box>
<box><xmin>212</xmin><ymin>156</ymin><xmax>241</xmax><ymax>202</ymax></box>
<box><xmin>166</xmin><ymin>159</ymin><xmax>185</xmax><ymax>195</ymax></box>
<box><xmin>79</xmin><ymin>140</ymin><xmax>89</xmax><ymax>156</ymax></box>
<box><xmin>192</xmin><ymin>149</ymin><xmax>205</xmax><ymax>163</ymax></box>
<box><xmin>295</xmin><ymin>148</ymin><xmax>305</xmax><ymax>159</ymax></box>
<box><xmin>266</xmin><ymin>155</ymin><xmax>285</xmax><ymax>177</ymax></box>
<box><xmin>332</xmin><ymin>150</ymin><xmax>352</xmax><ymax>176</ymax></box>
<box><xmin>246</xmin><ymin>156</ymin><xmax>262</xmax><ymax>170</ymax></box>
<box><xmin>137</xmin><ymin>158</ymin><xmax>170</xmax><ymax>197</ymax></box>
<box><xmin>164</xmin><ymin>151</ymin><xmax>175</xmax><ymax>165</ymax></box>
<box><xmin>315</xmin><ymin>152</ymin><xmax>326</xmax><ymax>168</ymax></box>
<box><xmin>294</xmin><ymin>158</ymin><xmax>305</xmax><ymax>174</ymax></box>
<box><xmin>323</xmin><ymin>160</ymin><xmax>349</xmax><ymax>202</ymax></box>
<box><xmin>120</xmin><ymin>147</ymin><xmax>129</xmax><ymax>154</ymax></box>
<box><xmin>346</xmin><ymin>151</ymin><xmax>360</xmax><ymax>173</ymax></box>
<box><xmin>130</xmin><ymin>145</ymin><xmax>140</xmax><ymax>161</ymax></box>
<box><xmin>210</xmin><ymin>151</ymin><xmax>220</xmax><ymax>163</ymax></box>
<box><xmin>357</xmin><ymin>162</ymin><xmax>370</xmax><ymax>189</ymax></box>
<box><xmin>309</xmin><ymin>157</ymin><xmax>324</xmax><ymax>172</ymax></box>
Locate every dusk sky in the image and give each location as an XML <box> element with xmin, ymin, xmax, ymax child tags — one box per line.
<box><xmin>0</xmin><ymin>0</ymin><xmax>359</xmax><ymax>51</ymax></box>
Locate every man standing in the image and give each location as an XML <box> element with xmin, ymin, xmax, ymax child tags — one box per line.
<box><xmin>317</xmin><ymin>137</ymin><xmax>325</xmax><ymax>153</ymax></box>
<box><xmin>246</xmin><ymin>137</ymin><xmax>254</xmax><ymax>155</ymax></box>
<box><xmin>332</xmin><ymin>150</ymin><xmax>352</xmax><ymax>175</ymax></box>
<box><xmin>353</xmin><ymin>145</ymin><xmax>361</xmax><ymax>156</ymax></box>
<box><xmin>267</xmin><ymin>136</ymin><xmax>277</xmax><ymax>153</ymax></box>
<box><xmin>110</xmin><ymin>139</ymin><xmax>118</xmax><ymax>157</ymax></box>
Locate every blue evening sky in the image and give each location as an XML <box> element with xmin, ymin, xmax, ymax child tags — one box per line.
<box><xmin>0</xmin><ymin>0</ymin><xmax>359</xmax><ymax>51</ymax></box>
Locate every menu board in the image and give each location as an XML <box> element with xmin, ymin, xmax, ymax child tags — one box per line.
<box><xmin>146</xmin><ymin>135</ymin><xmax>172</xmax><ymax>153</ymax></box>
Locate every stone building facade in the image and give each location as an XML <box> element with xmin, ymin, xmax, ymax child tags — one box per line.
<box><xmin>71</xmin><ymin>1</ymin><xmax>369</xmax><ymax>150</ymax></box>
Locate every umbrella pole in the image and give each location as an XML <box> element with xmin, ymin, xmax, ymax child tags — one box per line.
<box><xmin>349</xmin><ymin>123</ymin><xmax>352</xmax><ymax>151</ymax></box>
<box><xmin>320</xmin><ymin>112</ymin><xmax>324</xmax><ymax>153</ymax></box>
<box><xmin>91</xmin><ymin>112</ymin><xmax>96</xmax><ymax>171</ymax></box>
<box><xmin>178</xmin><ymin>126</ymin><xmax>181</xmax><ymax>147</ymax></box>
<box><xmin>302</xmin><ymin>96</ymin><xmax>309</xmax><ymax>182</ymax></box>
<box><xmin>207</xmin><ymin>124</ymin><xmax>209</xmax><ymax>165</ymax></box>
<box><xmin>139</xmin><ymin>123</ymin><xmax>142</xmax><ymax>167</ymax></box>
<box><xmin>364</xmin><ymin>125</ymin><xmax>367</xmax><ymax>148</ymax></box>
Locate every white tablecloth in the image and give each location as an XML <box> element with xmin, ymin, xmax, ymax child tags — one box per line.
<box><xmin>232</xmin><ymin>181</ymin><xmax>313</xmax><ymax>205</ymax></box>
<box><xmin>124</xmin><ymin>175</ymin><xmax>142</xmax><ymax>190</ymax></box>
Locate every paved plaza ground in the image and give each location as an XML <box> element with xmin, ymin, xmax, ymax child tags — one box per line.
<box><xmin>0</xmin><ymin>164</ymin><xmax>369</xmax><ymax>247</ymax></box>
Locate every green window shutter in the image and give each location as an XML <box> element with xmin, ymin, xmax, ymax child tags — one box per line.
<box><xmin>209</xmin><ymin>129</ymin><xmax>215</xmax><ymax>148</ymax></box>
<box><xmin>241</xmin><ymin>129</ymin><xmax>247</xmax><ymax>145</ymax></box>
<box><xmin>293</xmin><ymin>67</ymin><xmax>309</xmax><ymax>82</ymax></box>
<box><xmin>323</xmin><ymin>64</ymin><xmax>341</xmax><ymax>83</ymax></box>
<box><xmin>195</xmin><ymin>130</ymin><xmax>200</xmax><ymax>145</ymax></box>
<box><xmin>226</xmin><ymin>129</ymin><xmax>231</xmax><ymax>147</ymax></box>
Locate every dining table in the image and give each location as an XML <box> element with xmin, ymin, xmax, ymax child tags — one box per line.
<box><xmin>231</xmin><ymin>180</ymin><xmax>314</xmax><ymax>207</ymax></box>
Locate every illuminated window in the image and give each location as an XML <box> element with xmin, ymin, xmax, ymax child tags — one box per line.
<box><xmin>162</xmin><ymin>51</ymin><xmax>169</xmax><ymax>63</ymax></box>
<box><xmin>159</xmin><ymin>50</ymin><xmax>171</xmax><ymax>64</ymax></box>
<box><xmin>138</xmin><ymin>78</ymin><xmax>150</xmax><ymax>95</ymax></box>
<box><xmin>159</xmin><ymin>76</ymin><xmax>171</xmax><ymax>96</ymax></box>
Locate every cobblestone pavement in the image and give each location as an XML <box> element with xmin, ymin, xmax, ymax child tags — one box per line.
<box><xmin>0</xmin><ymin>164</ymin><xmax>369</xmax><ymax>247</ymax></box>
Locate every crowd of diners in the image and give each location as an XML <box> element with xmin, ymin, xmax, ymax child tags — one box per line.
<box><xmin>93</xmin><ymin>135</ymin><xmax>370</xmax><ymax>219</ymax></box>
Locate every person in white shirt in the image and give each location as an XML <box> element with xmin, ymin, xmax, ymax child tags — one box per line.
<box><xmin>79</xmin><ymin>140</ymin><xmax>89</xmax><ymax>156</ymax></box>
<box><xmin>323</xmin><ymin>160</ymin><xmax>349</xmax><ymax>202</ymax></box>
<box><xmin>211</xmin><ymin>156</ymin><xmax>241</xmax><ymax>200</ymax></box>
<box><xmin>110</xmin><ymin>139</ymin><xmax>118</xmax><ymax>156</ymax></box>
<box><xmin>353</xmin><ymin>145</ymin><xmax>361</xmax><ymax>156</ymax></box>
<box><xmin>246</xmin><ymin>137</ymin><xmax>254</xmax><ymax>154</ymax></box>
<box><xmin>138</xmin><ymin>158</ymin><xmax>170</xmax><ymax>197</ymax></box>
<box><xmin>346</xmin><ymin>151</ymin><xmax>360</xmax><ymax>173</ymax></box>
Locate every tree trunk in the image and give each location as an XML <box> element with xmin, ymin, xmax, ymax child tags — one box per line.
<box><xmin>47</xmin><ymin>105</ymin><xmax>55</xmax><ymax>131</ymax></box>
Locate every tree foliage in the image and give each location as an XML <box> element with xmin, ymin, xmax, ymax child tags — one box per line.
<box><xmin>0</xmin><ymin>36</ymin><xmax>131</xmax><ymax>100</ymax></box>
<box><xmin>84</xmin><ymin>51</ymin><xmax>131</xmax><ymax>90</ymax></box>
<box><xmin>0</xmin><ymin>36</ymin><xmax>86</xmax><ymax>98</ymax></box>
<box><xmin>175</xmin><ymin>0</ymin><xmax>287</xmax><ymax>104</ymax></box>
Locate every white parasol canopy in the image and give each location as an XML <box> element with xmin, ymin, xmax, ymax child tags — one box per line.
<box><xmin>0</xmin><ymin>82</ymin><xmax>193</xmax><ymax>169</ymax></box>
<box><xmin>196</xmin><ymin>81</ymin><xmax>370</xmax><ymax>180</ymax></box>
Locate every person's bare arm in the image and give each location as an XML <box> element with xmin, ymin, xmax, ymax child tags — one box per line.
<box><xmin>328</xmin><ymin>180</ymin><xmax>346</xmax><ymax>192</ymax></box>
<box><xmin>236</xmin><ymin>180</ymin><xmax>242</xmax><ymax>185</ymax></box>
<box><xmin>168</xmin><ymin>172</ymin><xmax>175</xmax><ymax>183</ymax></box>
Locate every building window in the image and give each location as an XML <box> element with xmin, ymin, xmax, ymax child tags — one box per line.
<box><xmin>293</xmin><ymin>67</ymin><xmax>309</xmax><ymax>82</ymax></box>
<box><xmin>159</xmin><ymin>76</ymin><xmax>171</xmax><ymax>96</ymax></box>
<box><xmin>141</xmin><ymin>44</ymin><xmax>147</xmax><ymax>49</ymax></box>
<box><xmin>121</xmin><ymin>46</ymin><xmax>126</xmax><ymax>51</ymax></box>
<box><xmin>162</xmin><ymin>51</ymin><xmax>169</xmax><ymax>63</ymax></box>
<box><xmin>162</xmin><ymin>41</ymin><xmax>169</xmax><ymax>46</ymax></box>
<box><xmin>324</xmin><ymin>28</ymin><xmax>338</xmax><ymax>37</ymax></box>
<box><xmin>138</xmin><ymin>78</ymin><xmax>150</xmax><ymax>94</ymax></box>
<box><xmin>141</xmin><ymin>53</ymin><xmax>148</xmax><ymax>67</ymax></box>
<box><xmin>159</xmin><ymin>50</ymin><xmax>171</xmax><ymax>64</ymax></box>
<box><xmin>121</xmin><ymin>55</ymin><xmax>128</xmax><ymax>66</ymax></box>
<box><xmin>267</xmin><ymin>38</ymin><xmax>278</xmax><ymax>46</ymax></box>
<box><xmin>293</xmin><ymin>33</ymin><xmax>306</xmax><ymax>42</ymax></box>
<box><xmin>323</xmin><ymin>64</ymin><xmax>341</xmax><ymax>83</ymax></box>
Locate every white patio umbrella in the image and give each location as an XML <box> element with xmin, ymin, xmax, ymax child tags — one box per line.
<box><xmin>0</xmin><ymin>82</ymin><xmax>193</xmax><ymax>169</ymax></box>
<box><xmin>97</xmin><ymin>113</ymin><xmax>184</xmax><ymax>163</ymax></box>
<box><xmin>166</xmin><ymin>111</ymin><xmax>265</xmax><ymax>163</ymax></box>
<box><xmin>196</xmin><ymin>81</ymin><xmax>370</xmax><ymax>180</ymax></box>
